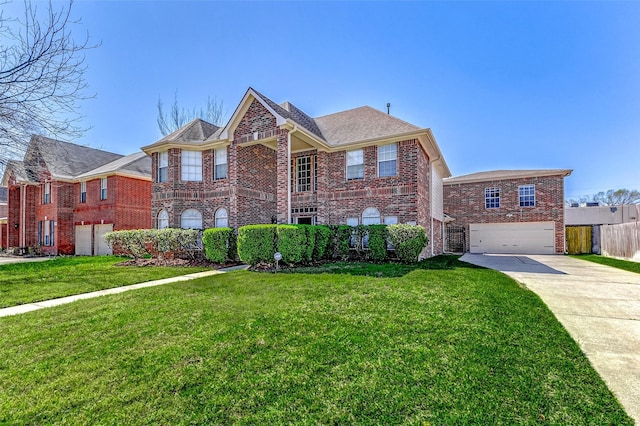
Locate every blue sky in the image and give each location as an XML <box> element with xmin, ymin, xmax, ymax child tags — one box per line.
<box><xmin>8</xmin><ymin>1</ymin><xmax>640</xmax><ymax>201</ymax></box>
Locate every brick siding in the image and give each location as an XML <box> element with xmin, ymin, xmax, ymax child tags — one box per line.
<box><xmin>443</xmin><ymin>175</ymin><xmax>566</xmax><ymax>254</ymax></box>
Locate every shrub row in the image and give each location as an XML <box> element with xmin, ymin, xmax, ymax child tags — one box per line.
<box><xmin>107</xmin><ymin>224</ymin><xmax>429</xmax><ymax>266</ymax></box>
<box><xmin>232</xmin><ymin>224</ymin><xmax>428</xmax><ymax>266</ymax></box>
<box><xmin>104</xmin><ymin>228</ymin><xmax>200</xmax><ymax>259</ymax></box>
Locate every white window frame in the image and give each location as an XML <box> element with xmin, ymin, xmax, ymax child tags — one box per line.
<box><xmin>100</xmin><ymin>178</ymin><xmax>107</xmax><ymax>201</ymax></box>
<box><xmin>296</xmin><ymin>156</ymin><xmax>312</xmax><ymax>192</ymax></box>
<box><xmin>158</xmin><ymin>151</ymin><xmax>168</xmax><ymax>183</ymax></box>
<box><xmin>43</xmin><ymin>182</ymin><xmax>51</xmax><ymax>204</ymax></box>
<box><xmin>80</xmin><ymin>181</ymin><xmax>86</xmax><ymax>203</ymax></box>
<box><xmin>519</xmin><ymin>185</ymin><xmax>535</xmax><ymax>207</ymax></box>
<box><xmin>157</xmin><ymin>209</ymin><xmax>169</xmax><ymax>229</ymax></box>
<box><xmin>181</xmin><ymin>150</ymin><xmax>202</xmax><ymax>182</ymax></box>
<box><xmin>215</xmin><ymin>208</ymin><xmax>229</xmax><ymax>228</ymax></box>
<box><xmin>180</xmin><ymin>209</ymin><xmax>202</xmax><ymax>229</ymax></box>
<box><xmin>362</xmin><ymin>207</ymin><xmax>381</xmax><ymax>225</ymax></box>
<box><xmin>378</xmin><ymin>143</ymin><xmax>397</xmax><ymax>177</ymax></box>
<box><xmin>485</xmin><ymin>187</ymin><xmax>500</xmax><ymax>209</ymax></box>
<box><xmin>214</xmin><ymin>147</ymin><xmax>227</xmax><ymax>180</ymax></box>
<box><xmin>346</xmin><ymin>149</ymin><xmax>364</xmax><ymax>180</ymax></box>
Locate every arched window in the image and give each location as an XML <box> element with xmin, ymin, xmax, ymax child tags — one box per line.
<box><xmin>362</xmin><ymin>207</ymin><xmax>381</xmax><ymax>225</ymax></box>
<box><xmin>157</xmin><ymin>209</ymin><xmax>169</xmax><ymax>229</ymax></box>
<box><xmin>215</xmin><ymin>208</ymin><xmax>228</xmax><ymax>228</ymax></box>
<box><xmin>180</xmin><ymin>209</ymin><xmax>202</xmax><ymax>229</ymax></box>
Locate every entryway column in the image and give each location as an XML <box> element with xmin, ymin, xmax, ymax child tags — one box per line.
<box><xmin>276</xmin><ymin>128</ymin><xmax>290</xmax><ymax>224</ymax></box>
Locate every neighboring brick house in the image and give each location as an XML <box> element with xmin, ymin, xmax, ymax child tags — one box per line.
<box><xmin>443</xmin><ymin>170</ymin><xmax>572</xmax><ymax>254</ymax></box>
<box><xmin>1</xmin><ymin>135</ymin><xmax>151</xmax><ymax>255</ymax></box>
<box><xmin>0</xmin><ymin>187</ymin><xmax>7</xmax><ymax>249</ymax></box>
<box><xmin>142</xmin><ymin>87</ymin><xmax>452</xmax><ymax>256</ymax></box>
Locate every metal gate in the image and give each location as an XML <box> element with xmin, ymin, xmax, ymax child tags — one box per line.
<box><xmin>445</xmin><ymin>225</ymin><xmax>466</xmax><ymax>253</ymax></box>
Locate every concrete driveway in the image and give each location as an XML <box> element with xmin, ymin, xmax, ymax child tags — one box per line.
<box><xmin>0</xmin><ymin>256</ymin><xmax>52</xmax><ymax>266</ymax></box>
<box><xmin>461</xmin><ymin>254</ymin><xmax>640</xmax><ymax>424</ymax></box>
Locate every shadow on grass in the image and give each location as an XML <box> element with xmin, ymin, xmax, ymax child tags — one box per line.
<box><xmin>282</xmin><ymin>254</ymin><xmax>483</xmax><ymax>278</ymax></box>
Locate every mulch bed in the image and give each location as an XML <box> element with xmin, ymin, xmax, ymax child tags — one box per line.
<box><xmin>115</xmin><ymin>258</ymin><xmax>241</xmax><ymax>269</ymax></box>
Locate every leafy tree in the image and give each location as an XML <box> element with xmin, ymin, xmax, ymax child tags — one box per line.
<box><xmin>567</xmin><ymin>188</ymin><xmax>640</xmax><ymax>206</ymax></box>
<box><xmin>157</xmin><ymin>91</ymin><xmax>224</xmax><ymax>136</ymax></box>
<box><xmin>0</xmin><ymin>0</ymin><xmax>96</xmax><ymax>170</ymax></box>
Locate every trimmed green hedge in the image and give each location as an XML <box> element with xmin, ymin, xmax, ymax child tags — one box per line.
<box><xmin>277</xmin><ymin>225</ymin><xmax>307</xmax><ymax>264</ymax></box>
<box><xmin>235</xmin><ymin>223</ymin><xmax>429</xmax><ymax>266</ymax></box>
<box><xmin>388</xmin><ymin>224</ymin><xmax>428</xmax><ymax>263</ymax></box>
<box><xmin>367</xmin><ymin>225</ymin><xmax>388</xmax><ymax>262</ymax></box>
<box><xmin>237</xmin><ymin>225</ymin><xmax>277</xmax><ymax>266</ymax></box>
<box><xmin>202</xmin><ymin>228</ymin><xmax>236</xmax><ymax>264</ymax></box>
<box><xmin>104</xmin><ymin>228</ymin><xmax>200</xmax><ymax>259</ymax></box>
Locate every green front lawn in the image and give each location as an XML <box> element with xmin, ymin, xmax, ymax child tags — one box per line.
<box><xmin>0</xmin><ymin>256</ymin><xmax>209</xmax><ymax>308</ymax></box>
<box><xmin>0</xmin><ymin>257</ymin><xmax>631</xmax><ymax>424</ymax></box>
<box><xmin>571</xmin><ymin>254</ymin><xmax>640</xmax><ymax>274</ymax></box>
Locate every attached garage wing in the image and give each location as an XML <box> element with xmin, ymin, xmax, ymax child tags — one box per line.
<box><xmin>470</xmin><ymin>222</ymin><xmax>555</xmax><ymax>254</ymax></box>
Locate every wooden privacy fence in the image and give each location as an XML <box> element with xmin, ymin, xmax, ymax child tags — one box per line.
<box><xmin>601</xmin><ymin>222</ymin><xmax>640</xmax><ymax>262</ymax></box>
<box><xmin>566</xmin><ymin>226</ymin><xmax>592</xmax><ymax>254</ymax></box>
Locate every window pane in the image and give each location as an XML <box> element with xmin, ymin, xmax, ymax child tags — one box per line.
<box><xmin>297</xmin><ymin>156</ymin><xmax>311</xmax><ymax>192</ymax></box>
<box><xmin>346</xmin><ymin>217</ymin><xmax>359</xmax><ymax>227</ymax></box>
<box><xmin>181</xmin><ymin>209</ymin><xmax>202</xmax><ymax>229</ymax></box>
<box><xmin>101</xmin><ymin>178</ymin><xmax>107</xmax><ymax>200</ymax></box>
<box><xmin>378</xmin><ymin>144</ymin><xmax>397</xmax><ymax>177</ymax></box>
<box><xmin>362</xmin><ymin>207</ymin><xmax>381</xmax><ymax>225</ymax></box>
<box><xmin>485</xmin><ymin>187</ymin><xmax>500</xmax><ymax>209</ymax></box>
<box><xmin>181</xmin><ymin>150</ymin><xmax>202</xmax><ymax>182</ymax></box>
<box><xmin>158</xmin><ymin>152</ymin><xmax>168</xmax><ymax>183</ymax></box>
<box><xmin>519</xmin><ymin>185</ymin><xmax>535</xmax><ymax>207</ymax></box>
<box><xmin>215</xmin><ymin>208</ymin><xmax>228</xmax><ymax>228</ymax></box>
<box><xmin>158</xmin><ymin>210</ymin><xmax>169</xmax><ymax>229</ymax></box>
<box><xmin>214</xmin><ymin>148</ymin><xmax>227</xmax><ymax>180</ymax></box>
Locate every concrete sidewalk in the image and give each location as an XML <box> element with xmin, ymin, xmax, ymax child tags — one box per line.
<box><xmin>0</xmin><ymin>265</ymin><xmax>248</xmax><ymax>318</ymax></box>
<box><xmin>461</xmin><ymin>253</ymin><xmax>640</xmax><ymax>424</ymax></box>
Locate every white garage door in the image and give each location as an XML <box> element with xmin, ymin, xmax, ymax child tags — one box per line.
<box><xmin>75</xmin><ymin>225</ymin><xmax>92</xmax><ymax>256</ymax></box>
<box><xmin>94</xmin><ymin>224</ymin><xmax>114</xmax><ymax>256</ymax></box>
<box><xmin>470</xmin><ymin>222</ymin><xmax>555</xmax><ymax>254</ymax></box>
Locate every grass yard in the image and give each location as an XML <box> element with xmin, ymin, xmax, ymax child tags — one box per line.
<box><xmin>571</xmin><ymin>254</ymin><xmax>640</xmax><ymax>274</ymax></box>
<box><xmin>0</xmin><ymin>256</ymin><xmax>631</xmax><ymax>424</ymax></box>
<box><xmin>0</xmin><ymin>256</ymin><xmax>210</xmax><ymax>308</ymax></box>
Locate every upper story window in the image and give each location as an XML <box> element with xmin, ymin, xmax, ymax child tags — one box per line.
<box><xmin>485</xmin><ymin>187</ymin><xmax>500</xmax><ymax>209</ymax></box>
<box><xmin>80</xmin><ymin>181</ymin><xmax>86</xmax><ymax>203</ymax></box>
<box><xmin>214</xmin><ymin>147</ymin><xmax>227</xmax><ymax>180</ymax></box>
<box><xmin>100</xmin><ymin>178</ymin><xmax>108</xmax><ymax>200</ymax></box>
<box><xmin>157</xmin><ymin>151</ymin><xmax>168</xmax><ymax>182</ymax></box>
<box><xmin>519</xmin><ymin>185</ymin><xmax>536</xmax><ymax>207</ymax></box>
<box><xmin>346</xmin><ymin>149</ymin><xmax>364</xmax><ymax>180</ymax></box>
<box><xmin>157</xmin><ymin>209</ymin><xmax>169</xmax><ymax>229</ymax></box>
<box><xmin>43</xmin><ymin>182</ymin><xmax>51</xmax><ymax>204</ymax></box>
<box><xmin>215</xmin><ymin>207</ymin><xmax>229</xmax><ymax>228</ymax></box>
<box><xmin>296</xmin><ymin>156</ymin><xmax>312</xmax><ymax>192</ymax></box>
<box><xmin>181</xmin><ymin>150</ymin><xmax>202</xmax><ymax>182</ymax></box>
<box><xmin>181</xmin><ymin>209</ymin><xmax>202</xmax><ymax>229</ymax></box>
<box><xmin>378</xmin><ymin>143</ymin><xmax>397</xmax><ymax>177</ymax></box>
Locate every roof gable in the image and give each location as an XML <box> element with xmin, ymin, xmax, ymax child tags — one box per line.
<box><xmin>76</xmin><ymin>152</ymin><xmax>151</xmax><ymax>180</ymax></box>
<box><xmin>157</xmin><ymin>118</ymin><xmax>220</xmax><ymax>144</ymax></box>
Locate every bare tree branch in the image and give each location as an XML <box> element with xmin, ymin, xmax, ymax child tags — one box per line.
<box><xmin>156</xmin><ymin>91</ymin><xmax>224</xmax><ymax>136</ymax></box>
<box><xmin>0</xmin><ymin>0</ymin><xmax>97</xmax><ymax>171</ymax></box>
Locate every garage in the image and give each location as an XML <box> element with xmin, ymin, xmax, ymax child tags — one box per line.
<box><xmin>75</xmin><ymin>225</ymin><xmax>93</xmax><ymax>255</ymax></box>
<box><xmin>469</xmin><ymin>222</ymin><xmax>555</xmax><ymax>254</ymax></box>
<box><xmin>93</xmin><ymin>224</ymin><xmax>113</xmax><ymax>256</ymax></box>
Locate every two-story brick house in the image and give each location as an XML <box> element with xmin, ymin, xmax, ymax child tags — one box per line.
<box><xmin>2</xmin><ymin>135</ymin><xmax>152</xmax><ymax>255</ymax></box>
<box><xmin>443</xmin><ymin>170</ymin><xmax>572</xmax><ymax>254</ymax></box>
<box><xmin>142</xmin><ymin>87</ymin><xmax>452</xmax><ymax>256</ymax></box>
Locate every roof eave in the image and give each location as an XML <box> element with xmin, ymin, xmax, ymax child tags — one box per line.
<box><xmin>443</xmin><ymin>169</ymin><xmax>573</xmax><ymax>185</ymax></box>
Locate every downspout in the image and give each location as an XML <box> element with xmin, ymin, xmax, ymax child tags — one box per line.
<box><xmin>287</xmin><ymin>129</ymin><xmax>292</xmax><ymax>224</ymax></box>
<box><xmin>21</xmin><ymin>183</ymin><xmax>26</xmax><ymax>247</ymax></box>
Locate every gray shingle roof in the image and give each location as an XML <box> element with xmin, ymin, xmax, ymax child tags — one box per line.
<box><xmin>314</xmin><ymin>106</ymin><xmax>420</xmax><ymax>146</ymax></box>
<box><xmin>157</xmin><ymin>118</ymin><xmax>221</xmax><ymax>144</ymax></box>
<box><xmin>443</xmin><ymin>169</ymin><xmax>573</xmax><ymax>184</ymax></box>
<box><xmin>25</xmin><ymin>135</ymin><xmax>123</xmax><ymax>180</ymax></box>
<box><xmin>251</xmin><ymin>89</ymin><xmax>325</xmax><ymax>140</ymax></box>
<box><xmin>75</xmin><ymin>152</ymin><xmax>151</xmax><ymax>180</ymax></box>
